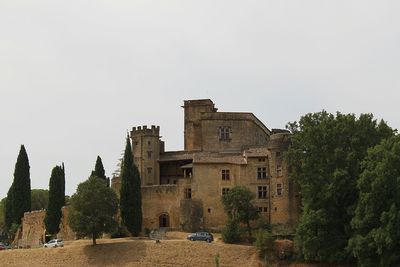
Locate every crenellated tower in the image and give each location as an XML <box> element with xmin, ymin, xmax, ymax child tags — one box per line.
<box><xmin>130</xmin><ymin>125</ymin><xmax>162</xmax><ymax>186</ymax></box>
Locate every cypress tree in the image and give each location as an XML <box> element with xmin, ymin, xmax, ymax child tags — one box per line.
<box><xmin>5</xmin><ymin>184</ymin><xmax>14</xmax><ymax>230</ymax></box>
<box><xmin>45</xmin><ymin>165</ymin><xmax>65</xmax><ymax>235</ymax></box>
<box><xmin>120</xmin><ymin>134</ymin><xmax>142</xmax><ymax>236</ymax></box>
<box><xmin>11</xmin><ymin>145</ymin><xmax>31</xmax><ymax>224</ymax></box>
<box><xmin>132</xmin><ymin>158</ymin><xmax>142</xmax><ymax>236</ymax></box>
<box><xmin>91</xmin><ymin>156</ymin><xmax>110</xmax><ymax>186</ymax></box>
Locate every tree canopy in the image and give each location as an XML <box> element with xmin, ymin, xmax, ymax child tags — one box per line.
<box><xmin>31</xmin><ymin>189</ymin><xmax>49</xmax><ymax>211</ymax></box>
<box><xmin>119</xmin><ymin>135</ymin><xmax>142</xmax><ymax>236</ymax></box>
<box><xmin>6</xmin><ymin>145</ymin><xmax>31</xmax><ymax>227</ymax></box>
<box><xmin>68</xmin><ymin>176</ymin><xmax>118</xmax><ymax>245</ymax></box>
<box><xmin>221</xmin><ymin>186</ymin><xmax>259</xmax><ymax>237</ymax></box>
<box><xmin>91</xmin><ymin>156</ymin><xmax>109</xmax><ymax>186</ymax></box>
<box><xmin>45</xmin><ymin>165</ymin><xmax>65</xmax><ymax>235</ymax></box>
<box><xmin>348</xmin><ymin>135</ymin><xmax>400</xmax><ymax>267</ymax></box>
<box><xmin>287</xmin><ymin>111</ymin><xmax>394</xmax><ymax>263</ymax></box>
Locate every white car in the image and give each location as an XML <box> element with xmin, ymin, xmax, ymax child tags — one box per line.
<box><xmin>43</xmin><ymin>239</ymin><xmax>64</xmax><ymax>248</ymax></box>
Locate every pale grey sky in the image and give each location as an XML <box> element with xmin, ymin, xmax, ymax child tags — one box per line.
<box><xmin>1</xmin><ymin>1</ymin><xmax>399</xmax><ymax>198</ymax></box>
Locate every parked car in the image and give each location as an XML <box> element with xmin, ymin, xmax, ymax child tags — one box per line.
<box><xmin>43</xmin><ymin>239</ymin><xmax>64</xmax><ymax>248</ymax></box>
<box><xmin>187</xmin><ymin>232</ymin><xmax>214</xmax><ymax>243</ymax></box>
<box><xmin>0</xmin><ymin>242</ymin><xmax>11</xmax><ymax>250</ymax></box>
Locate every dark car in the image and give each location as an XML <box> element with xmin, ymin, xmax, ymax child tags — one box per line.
<box><xmin>187</xmin><ymin>232</ymin><xmax>214</xmax><ymax>243</ymax></box>
<box><xmin>0</xmin><ymin>243</ymin><xmax>7</xmax><ymax>250</ymax></box>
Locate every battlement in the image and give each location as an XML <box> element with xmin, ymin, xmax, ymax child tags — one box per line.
<box><xmin>131</xmin><ymin>125</ymin><xmax>160</xmax><ymax>136</ymax></box>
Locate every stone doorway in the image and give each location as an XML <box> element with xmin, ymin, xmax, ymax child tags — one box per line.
<box><xmin>159</xmin><ymin>213</ymin><xmax>170</xmax><ymax>228</ymax></box>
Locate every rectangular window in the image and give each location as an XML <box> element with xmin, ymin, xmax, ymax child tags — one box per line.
<box><xmin>263</xmin><ymin>207</ymin><xmax>268</xmax><ymax>212</ymax></box>
<box><xmin>184</xmin><ymin>188</ymin><xmax>192</xmax><ymax>199</ymax></box>
<box><xmin>257</xmin><ymin>167</ymin><xmax>267</xmax><ymax>179</ymax></box>
<box><xmin>222</xmin><ymin>188</ymin><xmax>230</xmax><ymax>195</ymax></box>
<box><xmin>147</xmin><ymin>167</ymin><xmax>152</xmax><ymax>174</ymax></box>
<box><xmin>258</xmin><ymin>207</ymin><xmax>263</xmax><ymax>212</ymax></box>
<box><xmin>258</xmin><ymin>186</ymin><xmax>268</xmax><ymax>199</ymax></box>
<box><xmin>258</xmin><ymin>157</ymin><xmax>266</xmax><ymax>162</ymax></box>
<box><xmin>222</xmin><ymin>169</ymin><xmax>230</xmax><ymax>180</ymax></box>
<box><xmin>276</xmin><ymin>165</ymin><xmax>282</xmax><ymax>177</ymax></box>
<box><xmin>219</xmin><ymin>127</ymin><xmax>231</xmax><ymax>141</ymax></box>
<box><xmin>277</xmin><ymin>184</ymin><xmax>283</xmax><ymax>196</ymax></box>
<box><xmin>276</xmin><ymin>151</ymin><xmax>281</xmax><ymax>158</ymax></box>
<box><xmin>147</xmin><ymin>151</ymin><xmax>152</xmax><ymax>159</ymax></box>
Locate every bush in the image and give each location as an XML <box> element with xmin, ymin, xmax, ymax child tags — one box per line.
<box><xmin>221</xmin><ymin>219</ymin><xmax>240</xmax><ymax>244</ymax></box>
<box><xmin>255</xmin><ymin>229</ymin><xmax>275</xmax><ymax>258</ymax></box>
<box><xmin>110</xmin><ymin>226</ymin><xmax>129</xmax><ymax>239</ymax></box>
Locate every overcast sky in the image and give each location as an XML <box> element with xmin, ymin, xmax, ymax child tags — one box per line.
<box><xmin>1</xmin><ymin>1</ymin><xmax>399</xmax><ymax>198</ymax></box>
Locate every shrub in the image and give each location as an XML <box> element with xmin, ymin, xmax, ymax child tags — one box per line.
<box><xmin>255</xmin><ymin>229</ymin><xmax>275</xmax><ymax>258</ymax></box>
<box><xmin>221</xmin><ymin>219</ymin><xmax>240</xmax><ymax>244</ymax></box>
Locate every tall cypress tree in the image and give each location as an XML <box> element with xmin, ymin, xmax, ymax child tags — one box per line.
<box><xmin>11</xmin><ymin>145</ymin><xmax>31</xmax><ymax>224</ymax></box>
<box><xmin>91</xmin><ymin>156</ymin><xmax>109</xmax><ymax>186</ymax></box>
<box><xmin>5</xmin><ymin>184</ymin><xmax>14</xmax><ymax>230</ymax></box>
<box><xmin>132</xmin><ymin>157</ymin><xmax>142</xmax><ymax>236</ymax></box>
<box><xmin>45</xmin><ymin>165</ymin><xmax>65</xmax><ymax>235</ymax></box>
<box><xmin>120</xmin><ymin>134</ymin><xmax>142</xmax><ymax>236</ymax></box>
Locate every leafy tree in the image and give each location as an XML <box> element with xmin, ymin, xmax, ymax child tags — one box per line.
<box><xmin>91</xmin><ymin>156</ymin><xmax>110</xmax><ymax>186</ymax></box>
<box><xmin>120</xmin><ymin>135</ymin><xmax>142</xmax><ymax>236</ymax></box>
<box><xmin>0</xmin><ymin>197</ymin><xmax>6</xmax><ymax>231</ymax></box>
<box><xmin>287</xmin><ymin>111</ymin><xmax>394</xmax><ymax>263</ymax></box>
<box><xmin>221</xmin><ymin>186</ymin><xmax>259</xmax><ymax>237</ymax></box>
<box><xmin>348</xmin><ymin>136</ymin><xmax>400</xmax><ymax>267</ymax></box>
<box><xmin>68</xmin><ymin>176</ymin><xmax>118</xmax><ymax>245</ymax></box>
<box><xmin>11</xmin><ymin>145</ymin><xmax>31</xmax><ymax>225</ymax></box>
<box><xmin>31</xmin><ymin>189</ymin><xmax>49</xmax><ymax>211</ymax></box>
<box><xmin>45</xmin><ymin>165</ymin><xmax>65</xmax><ymax>235</ymax></box>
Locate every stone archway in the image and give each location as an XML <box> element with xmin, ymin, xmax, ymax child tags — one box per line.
<box><xmin>159</xmin><ymin>213</ymin><xmax>170</xmax><ymax>228</ymax></box>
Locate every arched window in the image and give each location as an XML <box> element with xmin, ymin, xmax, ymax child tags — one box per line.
<box><xmin>159</xmin><ymin>213</ymin><xmax>170</xmax><ymax>228</ymax></box>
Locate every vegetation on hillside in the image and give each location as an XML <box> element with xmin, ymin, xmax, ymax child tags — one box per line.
<box><xmin>287</xmin><ymin>111</ymin><xmax>395</xmax><ymax>264</ymax></box>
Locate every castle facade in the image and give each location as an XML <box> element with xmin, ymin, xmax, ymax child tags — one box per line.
<box><xmin>112</xmin><ymin>99</ymin><xmax>300</xmax><ymax>231</ymax></box>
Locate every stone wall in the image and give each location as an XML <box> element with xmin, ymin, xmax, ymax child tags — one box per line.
<box><xmin>15</xmin><ymin>207</ymin><xmax>75</xmax><ymax>248</ymax></box>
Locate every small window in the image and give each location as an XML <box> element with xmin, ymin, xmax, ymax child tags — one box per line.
<box><xmin>257</xmin><ymin>167</ymin><xmax>267</xmax><ymax>179</ymax></box>
<box><xmin>222</xmin><ymin>188</ymin><xmax>230</xmax><ymax>195</ymax></box>
<box><xmin>219</xmin><ymin>127</ymin><xmax>231</xmax><ymax>141</ymax></box>
<box><xmin>276</xmin><ymin>151</ymin><xmax>281</xmax><ymax>158</ymax></box>
<box><xmin>258</xmin><ymin>207</ymin><xmax>263</xmax><ymax>212</ymax></box>
<box><xmin>274</xmin><ymin>207</ymin><xmax>277</xmax><ymax>212</ymax></box>
<box><xmin>277</xmin><ymin>165</ymin><xmax>282</xmax><ymax>177</ymax></box>
<box><xmin>148</xmin><ymin>141</ymin><xmax>151</xmax><ymax>146</ymax></box>
<box><xmin>258</xmin><ymin>186</ymin><xmax>268</xmax><ymax>199</ymax></box>
<box><xmin>277</xmin><ymin>184</ymin><xmax>283</xmax><ymax>196</ymax></box>
<box><xmin>208</xmin><ymin>208</ymin><xmax>211</xmax><ymax>213</ymax></box>
<box><xmin>184</xmin><ymin>188</ymin><xmax>192</xmax><ymax>199</ymax></box>
<box><xmin>147</xmin><ymin>167</ymin><xmax>152</xmax><ymax>174</ymax></box>
<box><xmin>147</xmin><ymin>151</ymin><xmax>152</xmax><ymax>159</ymax></box>
<box><xmin>258</xmin><ymin>157</ymin><xmax>266</xmax><ymax>162</ymax></box>
<box><xmin>263</xmin><ymin>207</ymin><xmax>268</xmax><ymax>212</ymax></box>
<box><xmin>222</xmin><ymin>169</ymin><xmax>230</xmax><ymax>180</ymax></box>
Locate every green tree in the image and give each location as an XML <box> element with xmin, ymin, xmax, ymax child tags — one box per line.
<box><xmin>4</xmin><ymin>185</ymin><xmax>13</xmax><ymax>230</ymax></box>
<box><xmin>287</xmin><ymin>111</ymin><xmax>394</xmax><ymax>263</ymax></box>
<box><xmin>255</xmin><ymin>229</ymin><xmax>275</xmax><ymax>258</ymax></box>
<box><xmin>120</xmin><ymin>135</ymin><xmax>142</xmax><ymax>236</ymax></box>
<box><xmin>91</xmin><ymin>156</ymin><xmax>110</xmax><ymax>186</ymax></box>
<box><xmin>31</xmin><ymin>189</ymin><xmax>49</xmax><ymax>211</ymax></box>
<box><xmin>11</xmin><ymin>145</ymin><xmax>31</xmax><ymax>225</ymax></box>
<box><xmin>348</xmin><ymin>136</ymin><xmax>400</xmax><ymax>267</ymax></box>
<box><xmin>221</xmin><ymin>186</ymin><xmax>259</xmax><ymax>237</ymax></box>
<box><xmin>45</xmin><ymin>165</ymin><xmax>65</xmax><ymax>235</ymax></box>
<box><xmin>0</xmin><ymin>197</ymin><xmax>6</xmax><ymax>231</ymax></box>
<box><xmin>68</xmin><ymin>176</ymin><xmax>118</xmax><ymax>245</ymax></box>
<box><xmin>221</xmin><ymin>218</ymin><xmax>241</xmax><ymax>244</ymax></box>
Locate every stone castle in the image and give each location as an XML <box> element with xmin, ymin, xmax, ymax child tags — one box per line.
<box><xmin>112</xmin><ymin>99</ymin><xmax>300</xmax><ymax>231</ymax></box>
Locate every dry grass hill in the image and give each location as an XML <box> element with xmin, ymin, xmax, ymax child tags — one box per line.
<box><xmin>1</xmin><ymin>232</ymin><xmax>261</xmax><ymax>267</ymax></box>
